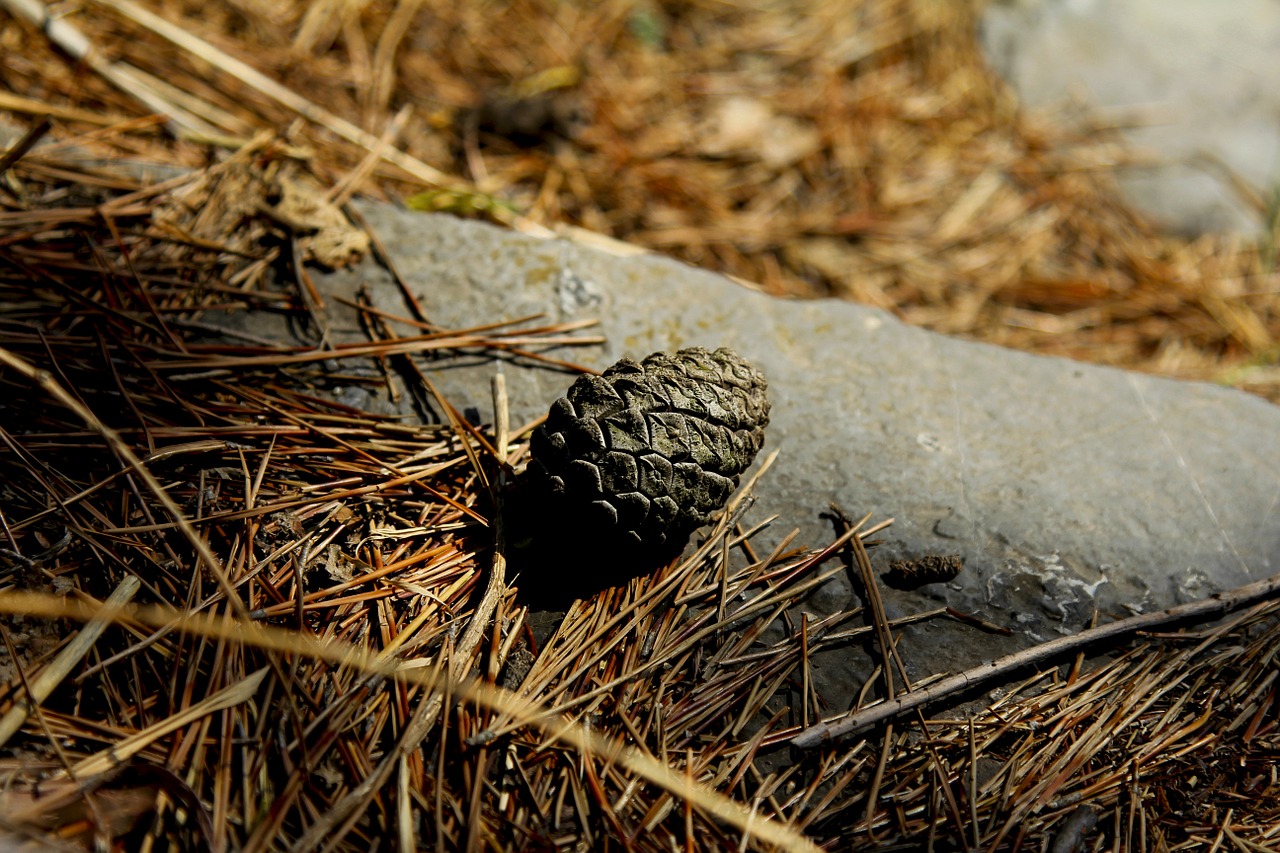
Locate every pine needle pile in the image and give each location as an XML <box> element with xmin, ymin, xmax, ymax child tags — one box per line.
<box><xmin>1</xmin><ymin>136</ymin><xmax>1278</xmax><ymax>851</ymax></box>
<box><xmin>0</xmin><ymin>136</ymin><xmax>901</xmax><ymax>850</ymax></box>
<box><xmin>2</xmin><ymin>2</ymin><xmax>1280</xmax><ymax>849</ymax></box>
<box><xmin>1</xmin><ymin>0</ymin><xmax>1276</xmax><ymax>399</ymax></box>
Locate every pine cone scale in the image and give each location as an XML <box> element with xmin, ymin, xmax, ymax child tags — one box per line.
<box><xmin>528</xmin><ymin>346</ymin><xmax>770</xmax><ymax>557</ymax></box>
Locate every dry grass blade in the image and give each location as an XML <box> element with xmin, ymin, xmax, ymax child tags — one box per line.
<box><xmin>0</xmin><ymin>590</ymin><xmax>825</xmax><ymax>853</ymax></box>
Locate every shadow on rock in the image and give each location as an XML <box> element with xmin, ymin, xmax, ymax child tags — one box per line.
<box><xmin>502</xmin><ymin>485</ymin><xmax>691</xmax><ymax>611</ymax></box>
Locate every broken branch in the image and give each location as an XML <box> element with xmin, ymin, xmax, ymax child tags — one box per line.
<box><xmin>793</xmin><ymin>571</ymin><xmax>1280</xmax><ymax>747</ymax></box>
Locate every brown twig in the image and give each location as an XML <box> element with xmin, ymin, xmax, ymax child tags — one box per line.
<box><xmin>794</xmin><ymin>570</ymin><xmax>1280</xmax><ymax>747</ymax></box>
<box><xmin>0</xmin><ymin>116</ymin><xmax>52</xmax><ymax>174</ymax></box>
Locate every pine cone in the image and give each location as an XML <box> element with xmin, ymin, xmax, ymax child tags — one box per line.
<box><xmin>527</xmin><ymin>347</ymin><xmax>769</xmax><ymax>554</ymax></box>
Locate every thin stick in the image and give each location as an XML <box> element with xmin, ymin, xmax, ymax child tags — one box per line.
<box><xmin>493</xmin><ymin>370</ymin><xmax>510</xmax><ymax>462</ymax></box>
<box><xmin>837</xmin><ymin>507</ymin><xmax>899</xmax><ymax>838</ymax></box>
<box><xmin>793</xmin><ymin>570</ymin><xmax>1280</xmax><ymax>747</ymax></box>
<box><xmin>453</xmin><ymin>372</ymin><xmax>509</xmax><ymax>664</ymax></box>
<box><xmin>0</xmin><ymin>116</ymin><xmax>51</xmax><ymax>174</ymax></box>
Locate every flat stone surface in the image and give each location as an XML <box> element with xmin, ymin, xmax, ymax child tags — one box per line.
<box><xmin>287</xmin><ymin>207</ymin><xmax>1278</xmax><ymax>707</ymax></box>
<box><xmin>980</xmin><ymin>0</ymin><xmax>1280</xmax><ymax>235</ymax></box>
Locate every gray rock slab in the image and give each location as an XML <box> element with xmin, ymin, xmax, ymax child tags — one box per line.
<box><xmin>288</xmin><ymin>206</ymin><xmax>1278</xmax><ymax>708</ymax></box>
<box><xmin>980</xmin><ymin>0</ymin><xmax>1280</xmax><ymax>235</ymax></box>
